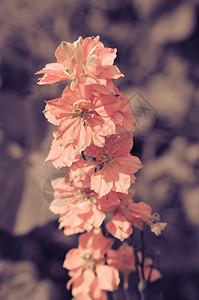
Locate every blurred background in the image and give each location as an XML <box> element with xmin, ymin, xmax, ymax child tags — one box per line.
<box><xmin>0</xmin><ymin>0</ymin><xmax>199</xmax><ymax>299</ymax></box>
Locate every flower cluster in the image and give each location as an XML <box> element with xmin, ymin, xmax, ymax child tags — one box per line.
<box><xmin>63</xmin><ymin>229</ymin><xmax>120</xmax><ymax>299</ymax></box>
<box><xmin>36</xmin><ymin>36</ymin><xmax>123</xmax><ymax>91</ymax></box>
<box><xmin>36</xmin><ymin>36</ymin><xmax>166</xmax><ymax>299</ymax></box>
<box><xmin>63</xmin><ymin>229</ymin><xmax>161</xmax><ymax>299</ymax></box>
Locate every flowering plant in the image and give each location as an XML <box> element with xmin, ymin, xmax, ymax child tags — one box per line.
<box><xmin>36</xmin><ymin>36</ymin><xmax>166</xmax><ymax>300</ymax></box>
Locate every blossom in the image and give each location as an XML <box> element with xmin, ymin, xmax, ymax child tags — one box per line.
<box><xmin>36</xmin><ymin>36</ymin><xmax>123</xmax><ymax>91</ymax></box>
<box><xmin>49</xmin><ymin>176</ymin><xmax>105</xmax><ymax>235</ymax></box>
<box><xmin>45</xmin><ymin>134</ymin><xmax>80</xmax><ymax>168</ymax></box>
<box><xmin>44</xmin><ymin>85</ymin><xmax>130</xmax><ymax>167</ymax></box>
<box><xmin>35</xmin><ymin>33</ymin><xmax>165</xmax><ymax>300</ymax></box>
<box><xmin>107</xmin><ymin>242</ymin><xmax>135</xmax><ymax>275</ymax></box>
<box><xmin>98</xmin><ymin>191</ymin><xmax>152</xmax><ymax>240</ymax></box>
<box><xmin>107</xmin><ymin>242</ymin><xmax>136</xmax><ymax>289</ymax></box>
<box><xmin>72</xmin><ymin>289</ymin><xmax>107</xmax><ymax>300</ymax></box>
<box><xmin>106</xmin><ymin>213</ymin><xmax>133</xmax><ymax>241</ymax></box>
<box><xmin>63</xmin><ymin>229</ymin><xmax>120</xmax><ymax>298</ymax></box>
<box><xmin>118</xmin><ymin>192</ymin><xmax>152</xmax><ymax>230</ymax></box>
<box><xmin>109</xmin><ymin>85</ymin><xmax>135</xmax><ymax>132</ymax></box>
<box><xmin>69</xmin><ymin>132</ymin><xmax>143</xmax><ymax>197</ymax></box>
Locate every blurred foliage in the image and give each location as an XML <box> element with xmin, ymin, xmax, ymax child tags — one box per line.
<box><xmin>0</xmin><ymin>221</ymin><xmax>73</xmax><ymax>300</ymax></box>
<box><xmin>0</xmin><ymin>0</ymin><xmax>199</xmax><ymax>299</ymax></box>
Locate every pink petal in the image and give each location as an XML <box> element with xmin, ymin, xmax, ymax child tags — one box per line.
<box><xmin>96</xmin><ymin>265</ymin><xmax>120</xmax><ymax>291</ymax></box>
<box><xmin>106</xmin><ymin>212</ymin><xmax>133</xmax><ymax>241</ymax></box>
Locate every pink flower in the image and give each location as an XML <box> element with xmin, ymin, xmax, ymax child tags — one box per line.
<box><xmin>109</xmin><ymin>85</ymin><xmax>135</xmax><ymax>132</ymax></box>
<box><xmin>49</xmin><ymin>176</ymin><xmax>105</xmax><ymax>235</ymax></box>
<box><xmin>45</xmin><ymin>134</ymin><xmax>80</xmax><ymax>168</ymax></box>
<box><xmin>36</xmin><ymin>36</ymin><xmax>123</xmax><ymax>91</ymax></box>
<box><xmin>108</xmin><ymin>213</ymin><xmax>133</xmax><ymax>241</ymax></box>
<box><xmin>107</xmin><ymin>242</ymin><xmax>136</xmax><ymax>275</ymax></box>
<box><xmin>98</xmin><ymin>191</ymin><xmax>152</xmax><ymax>240</ymax></box>
<box><xmin>44</xmin><ymin>85</ymin><xmax>127</xmax><ymax>167</ymax></box>
<box><xmin>119</xmin><ymin>192</ymin><xmax>152</xmax><ymax>230</ymax></box>
<box><xmin>107</xmin><ymin>242</ymin><xmax>136</xmax><ymax>289</ymax></box>
<box><xmin>72</xmin><ymin>289</ymin><xmax>107</xmax><ymax>300</ymax></box>
<box><xmin>63</xmin><ymin>229</ymin><xmax>120</xmax><ymax>298</ymax></box>
<box><xmin>69</xmin><ymin>132</ymin><xmax>143</xmax><ymax>197</ymax></box>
